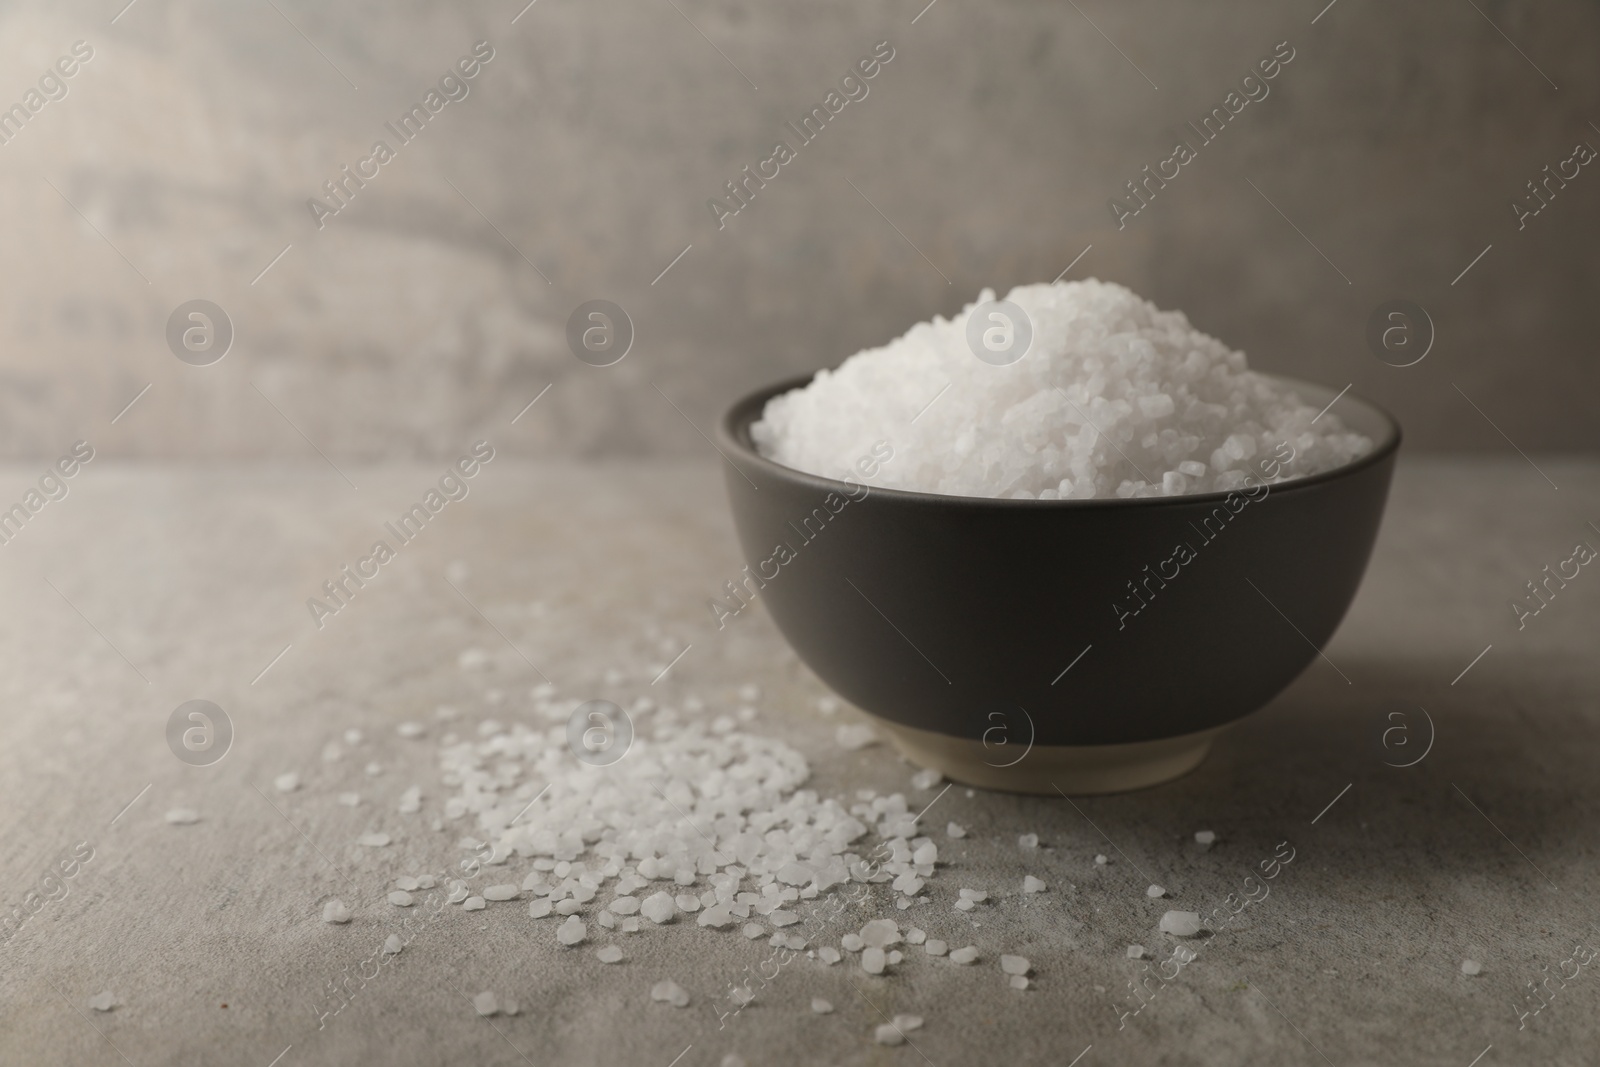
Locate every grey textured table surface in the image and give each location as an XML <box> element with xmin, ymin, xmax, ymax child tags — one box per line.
<box><xmin>0</xmin><ymin>457</ymin><xmax>1596</xmax><ymax>1067</ymax></box>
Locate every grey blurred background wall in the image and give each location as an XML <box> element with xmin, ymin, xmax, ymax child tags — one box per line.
<box><xmin>0</xmin><ymin>0</ymin><xmax>1594</xmax><ymax>460</ymax></box>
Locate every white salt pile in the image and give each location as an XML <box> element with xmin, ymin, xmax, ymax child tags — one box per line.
<box><xmin>753</xmin><ymin>280</ymin><xmax>1372</xmax><ymax>499</ymax></box>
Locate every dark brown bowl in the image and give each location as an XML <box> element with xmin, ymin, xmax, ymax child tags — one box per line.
<box><xmin>716</xmin><ymin>375</ymin><xmax>1400</xmax><ymax>793</ymax></box>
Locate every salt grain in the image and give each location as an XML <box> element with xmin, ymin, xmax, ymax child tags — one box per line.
<box><xmin>1094</xmin><ymin>855</ymin><xmax>1108</xmax><ymax>866</ymax></box>
<box><xmin>874</xmin><ymin>1024</ymin><xmax>905</xmax><ymax>1046</ymax></box>
<box><xmin>528</xmin><ymin>899</ymin><xmax>552</xmax><ymax>919</ymax></box>
<box><xmin>358</xmin><ymin>833</ymin><xmax>391</xmax><ymax>848</ymax></box>
<box><xmin>397</xmin><ymin>722</ymin><xmax>425</xmax><ymax>739</ymax></box>
<box><xmin>383</xmin><ymin>934</ymin><xmax>403</xmax><ymax>955</ymax></box>
<box><xmin>811</xmin><ymin>997</ymin><xmax>833</xmax><ymax>1014</ymax></box>
<box><xmin>1127</xmin><ymin>945</ymin><xmax>1146</xmax><ymax>959</ymax></box>
<box><xmin>483</xmin><ymin>885</ymin><xmax>520</xmax><ymax>902</ymax></box>
<box><xmin>650</xmin><ymin>980</ymin><xmax>690</xmax><ymax>1007</ymax></box>
<box><xmin>1018</xmin><ymin>834</ymin><xmax>1039</xmax><ymax>849</ymax></box>
<box><xmin>274</xmin><ymin>772</ymin><xmax>300</xmax><ymax>793</ymax></box>
<box><xmin>641</xmin><ymin>892</ymin><xmax>676</xmax><ymax>924</ymax></box>
<box><xmin>1160</xmin><ymin>911</ymin><xmax>1202</xmax><ymax>937</ymax></box>
<box><xmin>1001</xmin><ymin>954</ymin><xmax>1030</xmax><ymax>975</ymax></box>
<box><xmin>841</xmin><ymin>933</ymin><xmax>865</xmax><ymax>952</ymax></box>
<box><xmin>1462</xmin><ymin>960</ymin><xmax>1483</xmax><ymax>976</ymax></box>
<box><xmin>946</xmin><ymin>822</ymin><xmax>966</xmax><ymax>838</ymax></box>
<box><xmin>473</xmin><ymin>992</ymin><xmax>498</xmax><ymax>1016</ymax></box>
<box><xmin>910</xmin><ymin>768</ymin><xmax>942</xmax><ymax>790</ymax></box>
<box><xmin>165</xmin><ymin>808</ymin><xmax>200</xmax><ymax>825</ymax></box>
<box><xmin>1022</xmin><ymin>876</ymin><xmax>1046</xmax><ymax>894</ymax></box>
<box><xmin>925</xmin><ymin>940</ymin><xmax>948</xmax><ymax>956</ymax></box>
<box><xmin>1194</xmin><ymin>830</ymin><xmax>1217</xmax><ymax>846</ymax></box>
<box><xmin>387</xmin><ymin>891</ymin><xmax>414</xmax><ymax>907</ymax></box>
<box><xmin>1010</xmin><ymin>975</ymin><xmax>1030</xmax><ymax>990</ymax></box>
<box><xmin>337</xmin><ymin>793</ymin><xmax>361</xmax><ymax>807</ymax></box>
<box><xmin>949</xmin><ymin>946</ymin><xmax>979</xmax><ymax>964</ymax></box>
<box><xmin>322</xmin><ymin>900</ymin><xmax>351</xmax><ymax>924</ymax></box>
<box><xmin>1147</xmin><ymin>884</ymin><xmax>1166</xmax><ymax>898</ymax></box>
<box><xmin>597</xmin><ymin>945</ymin><xmax>624</xmax><ymax>963</ymax></box>
<box><xmin>557</xmin><ymin>916</ymin><xmax>588</xmax><ymax>945</ymax></box>
<box><xmin>835</xmin><ymin>724</ymin><xmax>877</xmax><ymax>751</ymax></box>
<box><xmin>862</xmin><ymin>946</ymin><xmax>886</xmax><ymax>974</ymax></box>
<box><xmin>463</xmin><ymin>896</ymin><xmax>486</xmax><ymax>912</ymax></box>
<box><xmin>86</xmin><ymin>992</ymin><xmax>116</xmax><ymax>1012</ymax></box>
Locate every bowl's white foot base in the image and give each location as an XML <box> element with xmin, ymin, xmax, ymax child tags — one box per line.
<box><xmin>870</xmin><ymin>717</ymin><xmax>1226</xmax><ymax>795</ymax></box>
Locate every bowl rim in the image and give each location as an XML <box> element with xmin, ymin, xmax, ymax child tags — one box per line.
<box><xmin>717</xmin><ymin>371</ymin><xmax>1402</xmax><ymax>510</ymax></box>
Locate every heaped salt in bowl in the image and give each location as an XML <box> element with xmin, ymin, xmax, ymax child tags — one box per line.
<box><xmin>752</xmin><ymin>280</ymin><xmax>1372</xmax><ymax>500</ymax></box>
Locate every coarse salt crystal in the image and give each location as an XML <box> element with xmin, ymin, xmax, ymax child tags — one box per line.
<box><xmin>1194</xmin><ymin>830</ymin><xmax>1216</xmax><ymax>846</ymax></box>
<box><xmin>949</xmin><ymin>946</ymin><xmax>979</xmax><ymax>964</ymax></box>
<box><xmin>1160</xmin><ymin>911</ymin><xmax>1202</xmax><ymax>937</ymax></box>
<box><xmin>910</xmin><ymin>768</ymin><xmax>942</xmax><ymax>790</ymax></box>
<box><xmin>893</xmin><ymin>1013</ymin><xmax>924</xmax><ymax>1031</ymax></box>
<box><xmin>1127</xmin><ymin>945</ymin><xmax>1146</xmax><ymax>959</ymax></box>
<box><xmin>1147</xmin><ymin>884</ymin><xmax>1166</xmax><ymax>898</ymax></box>
<box><xmin>165</xmin><ymin>808</ymin><xmax>200</xmax><ymax>825</ymax></box>
<box><xmin>463</xmin><ymin>896</ymin><xmax>486</xmax><ymax>912</ymax></box>
<box><xmin>483</xmin><ymin>885</ymin><xmax>520</xmax><ymax>901</ymax></box>
<box><xmin>1018</xmin><ymin>834</ymin><xmax>1039</xmax><ymax>849</ymax></box>
<box><xmin>86</xmin><ymin>992</ymin><xmax>116</xmax><ymax>1012</ymax></box>
<box><xmin>1094</xmin><ymin>855</ymin><xmax>1108</xmax><ymax>866</ymax></box>
<box><xmin>358</xmin><ymin>833</ymin><xmax>391</xmax><ymax>848</ymax></box>
<box><xmin>811</xmin><ymin>997</ymin><xmax>834</xmax><ymax>1014</ymax></box>
<box><xmin>322</xmin><ymin>900</ymin><xmax>351</xmax><ymax>924</ymax></box>
<box><xmin>383</xmin><ymin>934</ymin><xmax>403</xmax><ymax>955</ymax></box>
<box><xmin>1462</xmin><ymin>960</ymin><xmax>1483</xmax><ymax>976</ymax></box>
<box><xmin>557</xmin><ymin>916</ymin><xmax>587</xmax><ymax>945</ymax></box>
<box><xmin>947</xmin><ymin>822</ymin><xmax>966</xmax><ymax>838</ymax></box>
<box><xmin>874</xmin><ymin>1025</ymin><xmax>905</xmax><ymax>1046</ymax></box>
<box><xmin>819</xmin><ymin>947</ymin><xmax>842</xmax><ymax>964</ymax></box>
<box><xmin>1023</xmin><ymin>876</ymin><xmax>1046</xmax><ymax>894</ymax></box>
<box><xmin>388</xmin><ymin>891</ymin><xmax>414</xmax><ymax>907</ymax></box>
<box><xmin>835</xmin><ymin>724</ymin><xmax>877</xmax><ymax>751</ymax></box>
<box><xmin>906</xmin><ymin>927</ymin><xmax>926</xmax><ymax>945</ymax></box>
<box><xmin>597</xmin><ymin>945</ymin><xmax>624</xmax><ymax>963</ymax></box>
<box><xmin>641</xmin><ymin>892</ymin><xmax>676</xmax><ymax>924</ymax></box>
<box><xmin>841</xmin><ymin>933</ymin><xmax>865</xmax><ymax>952</ymax></box>
<box><xmin>860</xmin><ymin>919</ymin><xmax>902</xmax><ymax>947</ymax></box>
<box><xmin>1001</xmin><ymin>954</ymin><xmax>1030</xmax><ymax>975</ymax></box>
<box><xmin>1010</xmin><ymin>975</ymin><xmax>1030</xmax><ymax>990</ymax></box>
<box><xmin>862</xmin><ymin>946</ymin><xmax>886</xmax><ymax>974</ymax></box>
<box><xmin>650</xmin><ymin>980</ymin><xmax>690</xmax><ymax>1007</ymax></box>
<box><xmin>528</xmin><ymin>899</ymin><xmax>552</xmax><ymax>919</ymax></box>
<box><xmin>925</xmin><ymin>940</ymin><xmax>948</xmax><ymax>956</ymax></box>
<box><xmin>955</xmin><ymin>898</ymin><xmax>975</xmax><ymax>912</ymax></box>
<box><xmin>274</xmin><ymin>772</ymin><xmax>300</xmax><ymax>793</ymax></box>
<box><xmin>473</xmin><ymin>992</ymin><xmax>498</xmax><ymax>1016</ymax></box>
